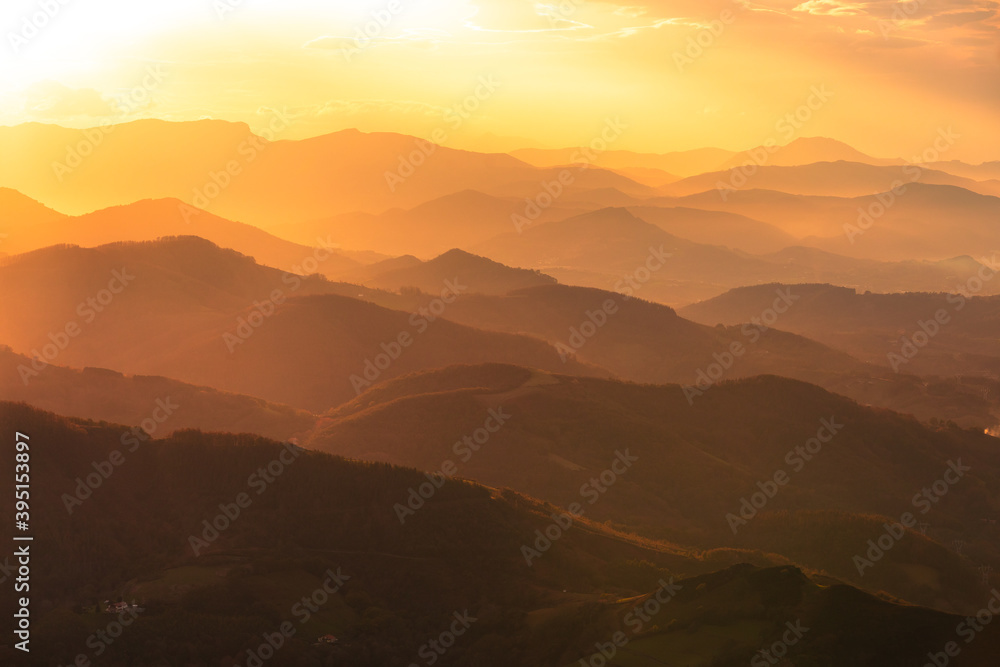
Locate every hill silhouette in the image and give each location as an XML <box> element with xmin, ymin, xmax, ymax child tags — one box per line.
<box><xmin>510</xmin><ymin>146</ymin><xmax>738</xmax><ymax>177</ymax></box>
<box><xmin>3</xmin><ymin>238</ymin><xmax>993</xmax><ymax>423</ymax></box>
<box><xmin>0</xmin><ymin>187</ymin><xmax>67</xmax><ymax>225</ymax></box>
<box><xmin>681</xmin><ymin>283</ymin><xmax>1000</xmax><ymax>379</ymax></box>
<box><xmin>0</xmin><ymin>121</ymin><xmax>649</xmax><ymax>225</ymax></box>
<box><xmin>628</xmin><ymin>205</ymin><xmax>797</xmax><ymax>254</ymax></box>
<box><xmin>422</xmin><ymin>284</ymin><xmax>1000</xmax><ymax>426</ymax></box>
<box><xmin>0</xmin><ymin>194</ymin><xmax>363</xmax><ymax>275</ymax></box>
<box><xmin>309</xmin><ymin>365</ymin><xmax>1000</xmax><ymax>613</ymax></box>
<box><xmin>5</xmin><ymin>402</ymin><xmax>1000</xmax><ymax>666</ymax></box>
<box><xmin>0</xmin><ymin>345</ymin><xmax>315</xmax><ymax>440</ymax></box>
<box><xmin>661</xmin><ymin>161</ymin><xmax>1000</xmax><ymax>199</ymax></box>
<box><xmin>273</xmin><ymin>189</ymin><xmax>585</xmax><ymax>257</ymax></box>
<box><xmin>652</xmin><ymin>183</ymin><xmax>1000</xmax><ymax>262</ymax></box>
<box><xmin>354</xmin><ymin>248</ymin><xmax>557</xmax><ymax>295</ymax></box>
<box><xmin>473</xmin><ymin>207</ymin><xmax>999</xmax><ymax>305</ymax></box>
<box><xmin>720</xmin><ymin>137</ymin><xmax>899</xmax><ymax>170</ymax></box>
<box><xmin>0</xmin><ymin>238</ymin><xmax>602</xmax><ymax>411</ymax></box>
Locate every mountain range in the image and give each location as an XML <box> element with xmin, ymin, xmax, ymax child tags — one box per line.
<box><xmin>3</xmin><ymin>119</ymin><xmax>1000</xmax><ymax>666</ymax></box>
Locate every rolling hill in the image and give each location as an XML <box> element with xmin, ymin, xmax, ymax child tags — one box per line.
<box><xmin>473</xmin><ymin>207</ymin><xmax>782</xmax><ymax>304</ymax></box>
<box><xmin>0</xmin><ymin>237</ymin><xmax>602</xmax><ymax>411</ymax></box>
<box><xmin>924</xmin><ymin>160</ymin><xmax>1000</xmax><ymax>182</ymax></box>
<box><xmin>719</xmin><ymin>137</ymin><xmax>900</xmax><ymax>170</ymax></box>
<box><xmin>341</xmin><ymin>281</ymin><xmax>1000</xmax><ymax>427</ymax></box>
<box><xmin>510</xmin><ymin>146</ymin><xmax>738</xmax><ymax>177</ymax></box>
<box><xmin>0</xmin><ymin>402</ymin><xmax>698</xmax><ymax>666</ymax></box>
<box><xmin>473</xmin><ymin>207</ymin><xmax>1000</xmax><ymax>305</ymax></box>
<box><xmin>661</xmin><ymin>161</ymin><xmax>1000</xmax><ymax>199</ymax></box>
<box><xmin>4</xmin><ymin>235</ymin><xmax>993</xmax><ymax>423</ymax></box>
<box><xmin>5</xmin><ymin>402</ymin><xmax>1000</xmax><ymax>666</ymax></box>
<box><xmin>0</xmin><ymin>346</ymin><xmax>316</xmax><ymax>440</ymax></box>
<box><xmin>651</xmin><ymin>183</ymin><xmax>1000</xmax><ymax>262</ymax></box>
<box><xmin>350</xmin><ymin>248</ymin><xmax>557</xmax><ymax>295</ymax></box>
<box><xmin>627</xmin><ymin>205</ymin><xmax>798</xmax><ymax>254</ymax></box>
<box><xmin>0</xmin><ymin>120</ymin><xmax>649</xmax><ymax>226</ymax></box>
<box><xmin>0</xmin><ymin>194</ymin><xmax>363</xmax><ymax>276</ymax></box>
<box><xmin>271</xmin><ymin>189</ymin><xmax>586</xmax><ymax>258</ymax></box>
<box><xmin>308</xmin><ymin>365</ymin><xmax>1000</xmax><ymax>614</ymax></box>
<box><xmin>681</xmin><ymin>283</ymin><xmax>1000</xmax><ymax>379</ymax></box>
<box><xmin>0</xmin><ymin>187</ymin><xmax>68</xmax><ymax>226</ymax></box>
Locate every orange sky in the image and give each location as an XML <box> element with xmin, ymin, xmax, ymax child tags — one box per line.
<box><xmin>1</xmin><ymin>0</ymin><xmax>998</xmax><ymax>160</ymax></box>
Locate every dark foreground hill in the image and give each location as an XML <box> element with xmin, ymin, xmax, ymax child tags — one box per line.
<box><xmin>3</xmin><ymin>403</ymin><xmax>1000</xmax><ymax>666</ymax></box>
<box><xmin>309</xmin><ymin>365</ymin><xmax>1000</xmax><ymax>614</ymax></box>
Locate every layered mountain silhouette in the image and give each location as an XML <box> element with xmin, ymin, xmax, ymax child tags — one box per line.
<box><xmin>0</xmin><ymin>193</ymin><xmax>363</xmax><ymax>275</ymax></box>
<box><xmin>388</xmin><ymin>283</ymin><xmax>861</xmax><ymax>384</ymax></box>
<box><xmin>511</xmin><ymin>146</ymin><xmax>740</xmax><ymax>177</ymax></box>
<box><xmin>605</xmin><ymin>165</ymin><xmax>681</xmax><ymax>188</ymax></box>
<box><xmin>4</xmin><ymin>236</ymin><xmax>994</xmax><ymax>424</ymax></box>
<box><xmin>5</xmin><ymin>402</ymin><xmax>1000</xmax><ymax>666</ymax></box>
<box><xmin>649</xmin><ymin>183</ymin><xmax>1000</xmax><ymax>262</ymax></box>
<box><xmin>0</xmin><ymin>346</ymin><xmax>314</xmax><ymax>440</ymax></box>
<box><xmin>308</xmin><ymin>365</ymin><xmax>1000</xmax><ymax>613</ymax></box>
<box><xmin>925</xmin><ymin>160</ymin><xmax>1000</xmax><ymax>182</ymax></box>
<box><xmin>719</xmin><ymin>137</ymin><xmax>900</xmax><ymax>170</ymax></box>
<box><xmin>511</xmin><ymin>137</ymin><xmax>985</xmax><ymax>180</ymax></box>
<box><xmin>0</xmin><ymin>187</ymin><xmax>66</xmax><ymax>226</ymax></box>
<box><xmin>682</xmin><ymin>284</ymin><xmax>1000</xmax><ymax>379</ymax></box>
<box><xmin>661</xmin><ymin>161</ymin><xmax>1000</xmax><ymax>199</ymax></box>
<box><xmin>358</xmin><ymin>283</ymin><xmax>999</xmax><ymax>427</ymax></box>
<box><xmin>0</xmin><ymin>121</ymin><xmax>649</xmax><ymax>225</ymax></box>
<box><xmin>627</xmin><ymin>205</ymin><xmax>798</xmax><ymax>254</ymax></box>
<box><xmin>2</xmin><ymin>121</ymin><xmax>998</xmax><ymax>666</ymax></box>
<box><xmin>273</xmin><ymin>189</ymin><xmax>585</xmax><ymax>257</ymax></box>
<box><xmin>473</xmin><ymin>207</ymin><xmax>999</xmax><ymax>305</ymax></box>
<box><xmin>0</xmin><ymin>237</ymin><xmax>601</xmax><ymax>411</ymax></box>
<box><xmin>347</xmin><ymin>248</ymin><xmax>557</xmax><ymax>295</ymax></box>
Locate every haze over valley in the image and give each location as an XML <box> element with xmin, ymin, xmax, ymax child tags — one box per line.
<box><xmin>2</xmin><ymin>1</ymin><xmax>999</xmax><ymax>664</ymax></box>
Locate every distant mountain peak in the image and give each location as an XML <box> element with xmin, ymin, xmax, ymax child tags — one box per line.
<box><xmin>783</xmin><ymin>136</ymin><xmax>859</xmax><ymax>150</ymax></box>
<box><xmin>556</xmin><ymin>206</ymin><xmax>660</xmax><ymax>232</ymax></box>
<box><xmin>439</xmin><ymin>247</ymin><xmax>523</xmax><ymax>261</ymax></box>
<box><xmin>0</xmin><ymin>188</ymin><xmax>67</xmax><ymax>220</ymax></box>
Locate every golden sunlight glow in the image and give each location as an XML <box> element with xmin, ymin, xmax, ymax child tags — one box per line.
<box><xmin>1</xmin><ymin>0</ymin><xmax>999</xmax><ymax>159</ymax></box>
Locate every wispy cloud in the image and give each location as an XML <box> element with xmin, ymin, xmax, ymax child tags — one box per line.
<box><xmin>793</xmin><ymin>0</ymin><xmax>866</xmax><ymax>16</ymax></box>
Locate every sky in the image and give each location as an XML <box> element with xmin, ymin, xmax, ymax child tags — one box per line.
<box><xmin>1</xmin><ymin>0</ymin><xmax>998</xmax><ymax>161</ymax></box>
